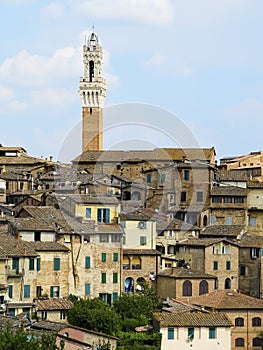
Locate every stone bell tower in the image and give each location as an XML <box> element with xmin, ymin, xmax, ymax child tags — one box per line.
<box><xmin>79</xmin><ymin>32</ymin><xmax>106</xmax><ymax>152</ymax></box>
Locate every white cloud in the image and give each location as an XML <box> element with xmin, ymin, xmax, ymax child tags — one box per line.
<box><xmin>0</xmin><ymin>47</ymin><xmax>81</xmax><ymax>88</ymax></box>
<box><xmin>70</xmin><ymin>0</ymin><xmax>174</xmax><ymax>25</ymax></box>
<box><xmin>31</xmin><ymin>88</ymin><xmax>77</xmax><ymax>108</ymax></box>
<box><xmin>173</xmin><ymin>0</ymin><xmax>250</xmax><ymax>28</ymax></box>
<box><xmin>145</xmin><ymin>53</ymin><xmax>167</xmax><ymax>67</ymax></box>
<box><xmin>42</xmin><ymin>2</ymin><xmax>65</xmax><ymax>19</ymax></box>
<box><xmin>0</xmin><ymin>86</ymin><xmax>14</xmax><ymax>100</ymax></box>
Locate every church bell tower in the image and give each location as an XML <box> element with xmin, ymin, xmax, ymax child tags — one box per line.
<box><xmin>79</xmin><ymin>32</ymin><xmax>106</xmax><ymax>152</ymax></box>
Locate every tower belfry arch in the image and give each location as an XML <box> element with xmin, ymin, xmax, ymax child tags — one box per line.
<box><xmin>79</xmin><ymin>31</ymin><xmax>106</xmax><ymax>152</ymax></box>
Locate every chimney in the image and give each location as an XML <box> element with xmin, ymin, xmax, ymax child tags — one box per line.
<box><xmin>50</xmin><ymin>156</ymin><xmax>53</xmax><ymax>162</ymax></box>
<box><xmin>23</xmin><ymin>248</ymin><xmax>27</xmax><ymax>255</ymax></box>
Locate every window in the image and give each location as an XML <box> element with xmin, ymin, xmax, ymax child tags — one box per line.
<box><xmin>120</xmin><ymin>220</ymin><xmax>126</xmax><ymax>228</ymax></box>
<box><xmin>146</xmin><ymin>174</ymin><xmax>151</xmax><ymax>183</ymax></box>
<box><xmin>113</xmin><ymin>272</ymin><xmax>118</xmax><ymax>284</ymax></box>
<box><xmin>240</xmin><ymin>265</ymin><xmax>246</xmax><ymax>276</ymax></box>
<box><xmin>101</xmin><ymin>273</ymin><xmax>106</xmax><ymax>284</ymax></box>
<box><xmin>97</xmin><ymin>208</ymin><xmax>110</xmax><ymax>223</ymax></box>
<box><xmin>111</xmin><ymin>234</ymin><xmax>121</xmax><ymax>242</ymax></box>
<box><xmin>210</xmin><ymin>216</ymin><xmax>216</xmax><ymax>224</ymax></box>
<box><xmin>50</xmin><ymin>286</ymin><xmax>60</xmax><ymax>298</ymax></box>
<box><xmin>8</xmin><ymin>285</ymin><xmax>13</xmax><ymax>299</ymax></box>
<box><xmin>140</xmin><ymin>236</ymin><xmax>147</xmax><ymax>245</ymax></box>
<box><xmin>209</xmin><ymin>327</ymin><xmax>216</xmax><ymax>339</ymax></box>
<box><xmin>235</xmin><ymin>317</ymin><xmax>244</xmax><ymax>327</ymax></box>
<box><xmin>54</xmin><ymin>258</ymin><xmax>60</xmax><ymax>271</ymax></box>
<box><xmin>199</xmin><ymin>280</ymin><xmax>208</xmax><ymax>295</ymax></box>
<box><xmin>24</xmin><ymin>285</ymin><xmax>30</xmax><ymax>298</ymax></box>
<box><xmin>168</xmin><ymin>327</ymin><xmax>174</xmax><ymax>340</ymax></box>
<box><xmin>181</xmin><ymin>191</ymin><xmax>186</xmax><ymax>202</ymax></box>
<box><xmin>161</xmin><ymin>174</ymin><xmax>166</xmax><ymax>183</ymax></box>
<box><xmin>182</xmin><ymin>280</ymin><xmax>192</xmax><ymax>296</ymax></box>
<box><xmin>102</xmin><ymin>253</ymin><xmax>106</xmax><ymax>262</ymax></box>
<box><xmin>235</xmin><ymin>197</ymin><xmax>244</xmax><ymax>204</ymax></box>
<box><xmin>138</xmin><ymin>221</ymin><xmax>147</xmax><ymax>229</ymax></box>
<box><xmin>85</xmin><ymin>256</ymin><xmax>91</xmax><ymax>269</ymax></box>
<box><xmin>196</xmin><ymin>191</ymin><xmax>203</xmax><ymax>202</ymax></box>
<box><xmin>252</xmin><ymin>338</ymin><xmax>262</xmax><ymax>347</ymax></box>
<box><xmin>235</xmin><ymin>338</ymin><xmax>245</xmax><ymax>347</ymax></box>
<box><xmin>12</xmin><ymin>257</ymin><xmax>19</xmax><ymax>274</ymax></box>
<box><xmin>113</xmin><ymin>253</ymin><xmax>118</xmax><ymax>262</ymax></box>
<box><xmin>212</xmin><ymin>196</ymin><xmax>222</xmax><ymax>203</ymax></box>
<box><xmin>36</xmin><ymin>286</ymin><xmax>42</xmax><ymax>298</ymax></box>
<box><xmin>214</xmin><ymin>279</ymin><xmax>218</xmax><ymax>290</ymax></box>
<box><xmin>225</xmin><ymin>278</ymin><xmax>231</xmax><ymax>289</ymax></box>
<box><xmin>86</xmin><ymin>208</ymin><xmax>91</xmax><ymax>218</ymax></box>
<box><xmin>112</xmin><ymin>292</ymin><xmax>118</xmax><ymax>301</ymax></box>
<box><xmin>8</xmin><ymin>308</ymin><xmax>15</xmax><ymax>317</ymax></box>
<box><xmin>252</xmin><ymin>317</ymin><xmax>261</xmax><ymax>327</ymax></box>
<box><xmin>251</xmin><ymin>217</ymin><xmax>257</xmax><ymax>227</ymax></box>
<box><xmin>188</xmin><ymin>328</ymin><xmax>194</xmax><ymax>340</ymax></box>
<box><xmin>37</xmin><ymin>257</ymin><xmax>41</xmax><ymax>271</ymax></box>
<box><xmin>41</xmin><ymin>311</ymin><xmax>47</xmax><ymax>320</ymax></box>
<box><xmin>226</xmin><ymin>216</ymin><xmax>232</xmax><ymax>225</ymax></box>
<box><xmin>100</xmin><ymin>233</ymin><xmax>109</xmax><ymax>242</ymax></box>
<box><xmin>224</xmin><ymin>196</ymin><xmax>232</xmax><ymax>203</ymax></box>
<box><xmin>85</xmin><ymin>283</ymin><xmax>90</xmax><ymax>297</ymax></box>
<box><xmin>60</xmin><ymin>311</ymin><xmax>66</xmax><ymax>320</ymax></box>
<box><xmin>251</xmin><ymin>248</ymin><xmax>260</xmax><ymax>258</ymax></box>
<box><xmin>184</xmin><ymin>170</ymin><xmax>190</xmax><ymax>180</ymax></box>
<box><xmin>34</xmin><ymin>231</ymin><xmax>41</xmax><ymax>242</ymax></box>
<box><xmin>213</xmin><ymin>261</ymin><xmax>218</xmax><ymax>270</ymax></box>
<box><xmin>226</xmin><ymin>261</ymin><xmax>231</xmax><ymax>271</ymax></box>
<box><xmin>29</xmin><ymin>258</ymin><xmax>34</xmax><ymax>271</ymax></box>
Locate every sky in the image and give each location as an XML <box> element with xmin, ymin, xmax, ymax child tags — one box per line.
<box><xmin>0</xmin><ymin>0</ymin><xmax>262</xmax><ymax>163</ymax></box>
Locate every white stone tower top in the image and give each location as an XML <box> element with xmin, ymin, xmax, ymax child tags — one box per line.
<box><xmin>79</xmin><ymin>32</ymin><xmax>106</xmax><ymax>108</ymax></box>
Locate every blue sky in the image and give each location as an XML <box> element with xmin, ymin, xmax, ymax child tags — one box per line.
<box><xmin>0</xmin><ymin>0</ymin><xmax>262</xmax><ymax>162</ymax></box>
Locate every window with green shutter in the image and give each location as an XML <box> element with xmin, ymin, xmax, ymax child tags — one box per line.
<box><xmin>112</xmin><ymin>292</ymin><xmax>118</xmax><ymax>301</ymax></box>
<box><xmin>140</xmin><ymin>236</ymin><xmax>147</xmax><ymax>245</ymax></box>
<box><xmin>113</xmin><ymin>253</ymin><xmax>118</xmax><ymax>262</ymax></box>
<box><xmin>213</xmin><ymin>261</ymin><xmax>218</xmax><ymax>270</ymax></box>
<box><xmin>29</xmin><ymin>258</ymin><xmax>34</xmax><ymax>271</ymax></box>
<box><xmin>226</xmin><ymin>261</ymin><xmax>231</xmax><ymax>270</ymax></box>
<box><xmin>168</xmin><ymin>328</ymin><xmax>174</xmax><ymax>340</ymax></box>
<box><xmin>85</xmin><ymin>256</ymin><xmax>91</xmax><ymax>269</ymax></box>
<box><xmin>50</xmin><ymin>286</ymin><xmax>60</xmax><ymax>298</ymax></box>
<box><xmin>24</xmin><ymin>285</ymin><xmax>30</xmax><ymax>298</ymax></box>
<box><xmin>209</xmin><ymin>327</ymin><xmax>216</xmax><ymax>339</ymax></box>
<box><xmin>101</xmin><ymin>273</ymin><xmax>106</xmax><ymax>284</ymax></box>
<box><xmin>8</xmin><ymin>285</ymin><xmax>13</xmax><ymax>299</ymax></box>
<box><xmin>37</xmin><ymin>257</ymin><xmax>41</xmax><ymax>271</ymax></box>
<box><xmin>113</xmin><ymin>273</ymin><xmax>118</xmax><ymax>284</ymax></box>
<box><xmin>85</xmin><ymin>283</ymin><xmax>90</xmax><ymax>296</ymax></box>
<box><xmin>120</xmin><ymin>220</ymin><xmax>126</xmax><ymax>228</ymax></box>
<box><xmin>54</xmin><ymin>258</ymin><xmax>60</xmax><ymax>271</ymax></box>
<box><xmin>102</xmin><ymin>253</ymin><xmax>106</xmax><ymax>262</ymax></box>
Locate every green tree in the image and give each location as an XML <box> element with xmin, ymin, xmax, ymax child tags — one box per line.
<box><xmin>67</xmin><ymin>297</ymin><xmax>121</xmax><ymax>336</ymax></box>
<box><xmin>0</xmin><ymin>324</ymin><xmax>59</xmax><ymax>350</ymax></box>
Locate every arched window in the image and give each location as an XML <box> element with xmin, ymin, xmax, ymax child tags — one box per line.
<box><xmin>199</xmin><ymin>280</ymin><xmax>208</xmax><ymax>295</ymax></box>
<box><xmin>235</xmin><ymin>338</ymin><xmax>244</xmax><ymax>347</ymax></box>
<box><xmin>252</xmin><ymin>337</ymin><xmax>262</xmax><ymax>347</ymax></box>
<box><xmin>252</xmin><ymin>317</ymin><xmax>261</xmax><ymax>327</ymax></box>
<box><xmin>136</xmin><ymin>277</ymin><xmax>145</xmax><ymax>291</ymax></box>
<box><xmin>235</xmin><ymin>317</ymin><xmax>244</xmax><ymax>327</ymax></box>
<box><xmin>182</xmin><ymin>280</ymin><xmax>192</xmax><ymax>296</ymax></box>
<box><xmin>125</xmin><ymin>277</ymin><xmax>134</xmax><ymax>293</ymax></box>
<box><xmin>224</xmin><ymin>278</ymin><xmax>231</xmax><ymax>289</ymax></box>
<box><xmin>203</xmin><ymin>215</ymin><xmax>208</xmax><ymax>227</ymax></box>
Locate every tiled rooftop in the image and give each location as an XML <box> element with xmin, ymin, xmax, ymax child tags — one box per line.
<box><xmin>184</xmin><ymin>290</ymin><xmax>263</xmax><ymax>309</ymax></box>
<box><xmin>153</xmin><ymin>310</ymin><xmax>232</xmax><ymax>327</ymax></box>
<box><xmin>36</xmin><ymin>298</ymin><xmax>73</xmax><ymax>311</ymax></box>
<box><xmin>158</xmin><ymin>267</ymin><xmax>216</xmax><ymax>279</ymax></box>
